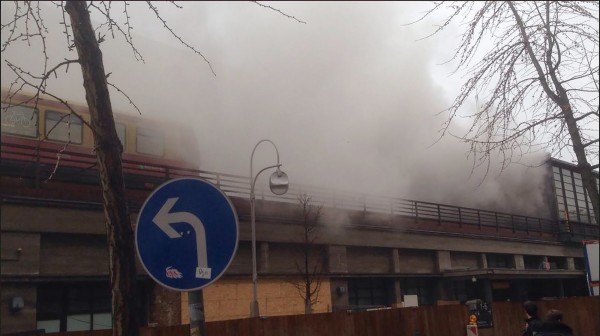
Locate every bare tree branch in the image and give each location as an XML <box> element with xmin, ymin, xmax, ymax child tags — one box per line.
<box><xmin>145</xmin><ymin>1</ymin><xmax>215</xmax><ymax>75</ymax></box>
<box><xmin>411</xmin><ymin>1</ymin><xmax>599</xmax><ymax>224</ymax></box>
<box><xmin>251</xmin><ymin>1</ymin><xmax>307</xmax><ymax>24</ymax></box>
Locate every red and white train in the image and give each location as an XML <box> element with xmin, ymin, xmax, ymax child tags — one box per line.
<box><xmin>1</xmin><ymin>89</ymin><xmax>200</xmax><ymax>187</ymax></box>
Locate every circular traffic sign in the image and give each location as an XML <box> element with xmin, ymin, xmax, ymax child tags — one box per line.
<box><xmin>135</xmin><ymin>177</ymin><xmax>239</xmax><ymax>291</ymax></box>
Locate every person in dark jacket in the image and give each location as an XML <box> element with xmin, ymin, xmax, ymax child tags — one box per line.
<box><xmin>522</xmin><ymin>301</ymin><xmax>543</xmax><ymax>336</ymax></box>
<box><xmin>537</xmin><ymin>309</ymin><xmax>574</xmax><ymax>336</ymax></box>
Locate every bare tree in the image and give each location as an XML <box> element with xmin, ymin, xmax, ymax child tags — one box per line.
<box><xmin>2</xmin><ymin>2</ymin><xmax>199</xmax><ymax>335</ymax></box>
<box><xmin>413</xmin><ymin>1</ymin><xmax>599</xmax><ymax>224</ymax></box>
<box><xmin>293</xmin><ymin>193</ymin><xmax>324</xmax><ymax>314</ymax></box>
<box><xmin>2</xmin><ymin>1</ymin><xmax>303</xmax><ymax>335</ymax></box>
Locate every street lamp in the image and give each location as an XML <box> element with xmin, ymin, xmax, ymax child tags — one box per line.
<box><xmin>250</xmin><ymin>139</ymin><xmax>289</xmax><ymax>317</ymax></box>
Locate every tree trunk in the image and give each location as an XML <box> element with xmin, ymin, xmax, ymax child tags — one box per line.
<box><xmin>304</xmin><ymin>215</ymin><xmax>312</xmax><ymax>314</ymax></box>
<box><xmin>65</xmin><ymin>2</ymin><xmax>139</xmax><ymax>336</ymax></box>
<box><xmin>560</xmin><ymin>102</ymin><xmax>600</xmax><ymax>226</ymax></box>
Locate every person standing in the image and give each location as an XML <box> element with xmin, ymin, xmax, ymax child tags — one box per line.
<box><xmin>522</xmin><ymin>301</ymin><xmax>543</xmax><ymax>336</ymax></box>
<box><xmin>537</xmin><ymin>309</ymin><xmax>574</xmax><ymax>336</ymax></box>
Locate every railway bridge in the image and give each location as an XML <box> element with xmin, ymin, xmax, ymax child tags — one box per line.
<box><xmin>1</xmin><ymin>142</ymin><xmax>597</xmax><ymax>334</ymax></box>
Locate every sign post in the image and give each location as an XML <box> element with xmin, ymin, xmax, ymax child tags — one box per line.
<box><xmin>136</xmin><ymin>177</ymin><xmax>239</xmax><ymax>335</ymax></box>
<box><xmin>466</xmin><ymin>325</ymin><xmax>478</xmax><ymax>336</ymax></box>
<box><xmin>188</xmin><ymin>290</ymin><xmax>205</xmax><ymax>336</ymax></box>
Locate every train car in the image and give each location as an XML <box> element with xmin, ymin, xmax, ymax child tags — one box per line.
<box><xmin>1</xmin><ymin>89</ymin><xmax>201</xmax><ymax>188</ymax></box>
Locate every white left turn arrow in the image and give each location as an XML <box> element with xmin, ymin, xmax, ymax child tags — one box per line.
<box><xmin>152</xmin><ymin>197</ymin><xmax>210</xmax><ymax>278</ymax></box>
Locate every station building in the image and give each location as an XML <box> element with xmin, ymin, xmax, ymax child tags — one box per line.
<box><xmin>1</xmin><ymin>135</ymin><xmax>598</xmax><ymax>333</ymax></box>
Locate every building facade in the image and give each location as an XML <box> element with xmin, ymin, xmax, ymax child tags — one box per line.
<box><xmin>1</xmin><ymin>136</ymin><xmax>598</xmax><ymax>334</ymax></box>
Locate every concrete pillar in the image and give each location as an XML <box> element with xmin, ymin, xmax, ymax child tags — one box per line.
<box><xmin>328</xmin><ymin>245</ymin><xmax>348</xmax><ymax>273</ymax></box>
<box><xmin>436</xmin><ymin>250</ymin><xmax>452</xmax><ymax>272</ymax></box>
<box><xmin>479</xmin><ymin>253</ymin><xmax>488</xmax><ymax>269</ymax></box>
<box><xmin>330</xmin><ymin>279</ymin><xmax>349</xmax><ymax>310</ymax></box>
<box><xmin>514</xmin><ymin>254</ymin><xmax>525</xmax><ymax>270</ymax></box>
<box><xmin>392</xmin><ymin>279</ymin><xmax>403</xmax><ymax>306</ymax></box>
<box><xmin>391</xmin><ymin>249</ymin><xmax>401</xmax><ymax>273</ymax></box>
<box><xmin>566</xmin><ymin>257</ymin><xmax>576</xmax><ymax>270</ymax></box>
<box><xmin>259</xmin><ymin>242</ymin><xmax>269</xmax><ymax>273</ymax></box>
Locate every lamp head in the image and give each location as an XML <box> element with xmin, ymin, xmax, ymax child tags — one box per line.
<box><xmin>269</xmin><ymin>169</ymin><xmax>289</xmax><ymax>195</ymax></box>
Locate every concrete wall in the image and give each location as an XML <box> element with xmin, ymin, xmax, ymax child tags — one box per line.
<box><xmin>0</xmin><ymin>284</ymin><xmax>37</xmax><ymax>335</ymax></box>
<box><xmin>1</xmin><ymin>232</ymin><xmax>40</xmax><ymax>275</ymax></box>
<box><xmin>347</xmin><ymin>247</ymin><xmax>391</xmax><ymax>274</ymax></box>
<box><xmin>450</xmin><ymin>251</ymin><xmax>480</xmax><ymax>270</ymax></box>
<box><xmin>40</xmin><ymin>234</ymin><xmax>110</xmax><ymax>276</ymax></box>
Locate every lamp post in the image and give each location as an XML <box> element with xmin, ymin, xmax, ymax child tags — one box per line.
<box><xmin>250</xmin><ymin>139</ymin><xmax>289</xmax><ymax>317</ymax></box>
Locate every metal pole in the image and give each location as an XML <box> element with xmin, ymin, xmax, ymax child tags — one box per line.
<box><xmin>249</xmin><ymin>139</ymin><xmax>282</xmax><ymax>318</ymax></box>
<box><xmin>250</xmin><ymin>185</ymin><xmax>259</xmax><ymax>317</ymax></box>
<box><xmin>188</xmin><ymin>290</ymin><xmax>206</xmax><ymax>336</ymax></box>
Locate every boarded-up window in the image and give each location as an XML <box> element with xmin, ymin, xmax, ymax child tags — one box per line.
<box><xmin>1</xmin><ymin>103</ymin><xmax>38</xmax><ymax>137</ymax></box>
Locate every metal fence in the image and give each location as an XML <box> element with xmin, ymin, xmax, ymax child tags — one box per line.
<box><xmin>33</xmin><ymin>296</ymin><xmax>600</xmax><ymax>336</ymax></box>
<box><xmin>0</xmin><ymin>141</ymin><xmax>578</xmax><ymax>237</ymax></box>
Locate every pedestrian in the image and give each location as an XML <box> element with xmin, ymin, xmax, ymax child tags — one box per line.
<box><xmin>537</xmin><ymin>309</ymin><xmax>573</xmax><ymax>336</ymax></box>
<box><xmin>522</xmin><ymin>301</ymin><xmax>543</xmax><ymax>336</ymax></box>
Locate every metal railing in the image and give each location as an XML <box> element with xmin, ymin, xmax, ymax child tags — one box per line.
<box><xmin>0</xmin><ymin>141</ymin><xmax>588</xmax><ymax>238</ymax></box>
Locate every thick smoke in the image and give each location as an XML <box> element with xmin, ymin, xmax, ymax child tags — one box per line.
<box><xmin>1</xmin><ymin>2</ymin><xmax>553</xmax><ymax>218</ymax></box>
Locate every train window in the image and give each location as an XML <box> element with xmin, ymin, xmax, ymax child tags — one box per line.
<box><xmin>115</xmin><ymin>122</ymin><xmax>126</xmax><ymax>150</ymax></box>
<box><xmin>45</xmin><ymin>110</ymin><xmax>83</xmax><ymax>144</ymax></box>
<box><xmin>1</xmin><ymin>103</ymin><xmax>38</xmax><ymax>137</ymax></box>
<box><xmin>136</xmin><ymin>127</ymin><xmax>164</xmax><ymax>156</ymax></box>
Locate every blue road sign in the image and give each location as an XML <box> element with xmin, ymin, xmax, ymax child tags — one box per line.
<box><xmin>135</xmin><ymin>177</ymin><xmax>239</xmax><ymax>291</ymax></box>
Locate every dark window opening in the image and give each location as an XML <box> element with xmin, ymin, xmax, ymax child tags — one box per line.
<box><xmin>399</xmin><ymin>278</ymin><xmax>435</xmax><ymax>306</ymax></box>
<box><xmin>347</xmin><ymin>277</ymin><xmax>391</xmax><ymax>308</ymax></box>
<box><xmin>486</xmin><ymin>253</ymin><xmax>514</xmax><ymax>269</ymax></box>
<box><xmin>524</xmin><ymin>255</ymin><xmax>544</xmax><ymax>270</ymax></box>
<box><xmin>36</xmin><ymin>281</ymin><xmax>149</xmax><ymax>333</ymax></box>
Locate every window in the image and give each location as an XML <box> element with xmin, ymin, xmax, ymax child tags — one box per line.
<box><xmin>453</xmin><ymin>279</ymin><xmax>479</xmax><ymax>302</ymax></box>
<box><xmin>523</xmin><ymin>255</ymin><xmax>544</xmax><ymax>270</ymax></box>
<box><xmin>546</xmin><ymin>256</ymin><xmax>567</xmax><ymax>270</ymax></box>
<box><xmin>348</xmin><ymin>278</ymin><xmax>390</xmax><ymax>307</ymax></box>
<box><xmin>486</xmin><ymin>253</ymin><xmax>513</xmax><ymax>269</ymax></box>
<box><xmin>136</xmin><ymin>127</ymin><xmax>164</xmax><ymax>156</ymax></box>
<box><xmin>399</xmin><ymin>278</ymin><xmax>435</xmax><ymax>305</ymax></box>
<box><xmin>1</xmin><ymin>103</ymin><xmax>38</xmax><ymax>137</ymax></box>
<box><xmin>45</xmin><ymin>110</ymin><xmax>83</xmax><ymax>144</ymax></box>
<box><xmin>37</xmin><ymin>283</ymin><xmax>112</xmax><ymax>332</ymax></box>
<box><xmin>552</xmin><ymin>164</ymin><xmax>598</xmax><ymax>224</ymax></box>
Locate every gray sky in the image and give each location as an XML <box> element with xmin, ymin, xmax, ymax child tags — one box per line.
<box><xmin>1</xmin><ymin>1</ymin><xmax>553</xmax><ymax>216</ymax></box>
